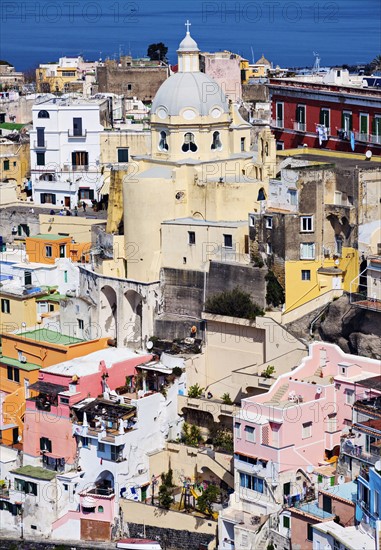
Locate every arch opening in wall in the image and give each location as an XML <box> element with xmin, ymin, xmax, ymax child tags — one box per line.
<box><xmin>100</xmin><ymin>285</ymin><xmax>117</xmax><ymax>339</ymax></box>
<box><xmin>182</xmin><ymin>132</ymin><xmax>197</xmax><ymax>153</ymax></box>
<box><xmin>211</xmin><ymin>131</ymin><xmax>222</xmax><ymax>151</ymax></box>
<box><xmin>124</xmin><ymin>289</ymin><xmax>143</xmax><ymax>346</ymax></box>
<box><xmin>38</xmin><ymin>110</ymin><xmax>50</xmax><ymax>119</ymax></box>
<box><xmin>158</xmin><ymin>131</ymin><xmax>169</xmax><ymax>151</ymax></box>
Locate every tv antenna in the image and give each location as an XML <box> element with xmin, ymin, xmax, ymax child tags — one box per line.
<box><xmin>251</xmin><ymin>46</ymin><xmax>255</xmax><ymax>64</ymax></box>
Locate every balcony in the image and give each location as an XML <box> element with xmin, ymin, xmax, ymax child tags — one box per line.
<box><xmin>293</xmin><ymin>122</ymin><xmax>306</xmax><ymax>132</ymax></box>
<box><xmin>80</xmin><ymin>487</ymin><xmax>114</xmax><ymax>497</ymax></box>
<box><xmin>68</xmin><ymin>129</ymin><xmax>87</xmax><ymax>138</ymax></box>
<box><xmin>178</xmin><ymin>394</ymin><xmax>239</xmax><ymax>422</ymax></box>
<box><xmin>341</xmin><ymin>439</ymin><xmax>381</xmax><ymax>465</ymax></box>
<box><xmin>271</xmin><ymin>118</ymin><xmax>284</xmax><ymax>129</ymax></box>
<box><xmin>33</xmin><ymin>140</ymin><xmax>47</xmax><ymax>149</ymax></box>
<box><xmin>354</xmin><ymin>132</ymin><xmax>381</xmax><ymax>145</ymax></box>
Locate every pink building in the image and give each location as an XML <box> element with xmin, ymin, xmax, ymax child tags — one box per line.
<box><xmin>23</xmin><ymin>348</ymin><xmax>152</xmax><ymax>468</ymax></box>
<box><xmin>219</xmin><ymin>342</ymin><xmax>381</xmax><ymax>550</ymax></box>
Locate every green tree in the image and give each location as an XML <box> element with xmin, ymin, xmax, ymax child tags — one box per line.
<box><xmin>182</xmin><ymin>422</ymin><xmax>203</xmax><ymax>447</ymax></box>
<box><xmin>197</xmin><ymin>484</ymin><xmax>220</xmax><ymax>515</ymax></box>
<box><xmin>204</xmin><ymin>287</ymin><xmax>264</xmax><ymax>320</ymax></box>
<box><xmin>221</xmin><ymin>393</ymin><xmax>233</xmax><ymax>405</ymax></box>
<box><xmin>158</xmin><ymin>468</ymin><xmax>174</xmax><ymax>509</ymax></box>
<box><xmin>147</xmin><ymin>43</ymin><xmax>168</xmax><ymax>62</ymax></box>
<box><xmin>188</xmin><ymin>383</ymin><xmax>203</xmax><ymax>398</ymax></box>
<box><xmin>370</xmin><ymin>54</ymin><xmax>381</xmax><ymax>71</ymax></box>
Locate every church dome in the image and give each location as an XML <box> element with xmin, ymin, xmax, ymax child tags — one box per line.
<box><xmin>152</xmin><ymin>72</ymin><xmax>229</xmax><ymax>117</ymax></box>
<box><xmin>178</xmin><ymin>32</ymin><xmax>199</xmax><ymax>52</ymax></box>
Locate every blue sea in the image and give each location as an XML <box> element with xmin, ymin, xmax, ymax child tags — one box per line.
<box><xmin>0</xmin><ymin>0</ymin><xmax>379</xmax><ymax>70</ymax></box>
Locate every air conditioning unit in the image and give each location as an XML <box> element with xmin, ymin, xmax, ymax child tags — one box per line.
<box><xmin>20</xmin><ymin>355</ymin><xmax>27</xmax><ymax>363</ymax></box>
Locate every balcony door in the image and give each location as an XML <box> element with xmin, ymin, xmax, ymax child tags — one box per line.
<box><xmin>359</xmin><ymin>113</ymin><xmax>369</xmax><ymax>139</ymax></box>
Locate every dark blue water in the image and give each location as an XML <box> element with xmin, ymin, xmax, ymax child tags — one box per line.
<box><xmin>0</xmin><ymin>0</ymin><xmax>379</xmax><ymax>70</ymax></box>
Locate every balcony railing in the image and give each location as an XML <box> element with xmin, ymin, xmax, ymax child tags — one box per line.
<box><xmin>33</xmin><ymin>140</ymin><xmax>47</xmax><ymax>149</ymax></box>
<box><xmin>350</xmin><ymin>292</ymin><xmax>381</xmax><ymax>312</ymax></box>
<box><xmin>354</xmin><ymin>132</ymin><xmax>381</xmax><ymax>145</ymax></box>
<box><xmin>68</xmin><ymin>129</ymin><xmax>87</xmax><ymax>138</ymax></box>
<box><xmin>272</xmin><ymin>118</ymin><xmax>284</xmax><ymax>128</ymax></box>
<box><xmin>341</xmin><ymin>442</ymin><xmax>381</xmax><ymax>465</ymax></box>
<box><xmin>293</xmin><ymin>122</ymin><xmax>306</xmax><ymax>132</ymax></box>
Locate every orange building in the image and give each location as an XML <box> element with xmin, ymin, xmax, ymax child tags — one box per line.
<box><xmin>0</xmin><ymin>328</ymin><xmax>109</xmax><ymax>446</ymax></box>
<box><xmin>25</xmin><ymin>234</ymin><xmax>91</xmax><ymax>264</ymax></box>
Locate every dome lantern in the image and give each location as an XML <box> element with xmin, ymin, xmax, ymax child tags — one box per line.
<box><xmin>177</xmin><ymin>20</ymin><xmax>200</xmax><ymax>73</ymax></box>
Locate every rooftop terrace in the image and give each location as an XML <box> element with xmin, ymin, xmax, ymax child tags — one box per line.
<box><xmin>19</xmin><ymin>328</ymin><xmax>83</xmax><ymax>346</ymax></box>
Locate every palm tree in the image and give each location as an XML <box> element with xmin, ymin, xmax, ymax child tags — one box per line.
<box><xmin>370</xmin><ymin>55</ymin><xmax>381</xmax><ymax>71</ymax></box>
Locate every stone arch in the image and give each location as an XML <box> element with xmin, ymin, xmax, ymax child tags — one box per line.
<box><xmin>95</xmin><ymin>470</ymin><xmax>115</xmax><ymax>492</ymax></box>
<box><xmin>124</xmin><ymin>289</ymin><xmax>143</xmax><ymax>346</ymax></box>
<box><xmin>99</xmin><ymin>285</ymin><xmax>117</xmax><ymax>339</ymax></box>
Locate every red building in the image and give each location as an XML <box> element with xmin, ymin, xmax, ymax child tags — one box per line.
<box><xmin>268</xmin><ymin>69</ymin><xmax>381</xmax><ymax>154</ymax></box>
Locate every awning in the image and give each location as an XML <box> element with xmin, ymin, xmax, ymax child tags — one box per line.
<box><xmin>28</xmin><ymin>381</ymin><xmax>67</xmax><ymax>395</ymax></box>
<box><xmin>99</xmin><ymin>179</ymin><xmax>110</xmax><ymax>195</ymax></box>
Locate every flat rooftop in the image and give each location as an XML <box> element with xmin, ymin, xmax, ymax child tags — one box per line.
<box><xmin>320</xmin><ymin>481</ymin><xmax>357</xmax><ymax>503</ymax></box>
<box><xmin>313</xmin><ymin>521</ymin><xmax>376</xmax><ymax>550</ymax></box>
<box><xmin>278</xmin><ymin>150</ymin><xmax>381</xmax><ymax>169</ymax></box>
<box><xmin>28</xmin><ymin>234</ymin><xmax>70</xmax><ymax>241</ymax></box>
<box><xmin>11</xmin><ymin>465</ymin><xmax>56</xmax><ymax>481</ymax></box>
<box><xmin>19</xmin><ymin>328</ymin><xmax>83</xmax><ymax>346</ymax></box>
<box><xmin>44</xmin><ymin>347</ymin><xmax>151</xmax><ymax>377</ymax></box>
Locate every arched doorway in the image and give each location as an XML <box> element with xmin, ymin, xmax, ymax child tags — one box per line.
<box><xmin>124</xmin><ymin>290</ymin><xmax>143</xmax><ymax>346</ymax></box>
<box><xmin>100</xmin><ymin>285</ymin><xmax>117</xmax><ymax>339</ymax></box>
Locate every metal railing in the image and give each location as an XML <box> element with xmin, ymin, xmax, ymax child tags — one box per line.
<box><xmin>68</xmin><ymin>129</ymin><xmax>87</xmax><ymax>138</ymax></box>
<box><xmin>33</xmin><ymin>140</ymin><xmax>47</xmax><ymax>149</ymax></box>
<box><xmin>293</xmin><ymin>122</ymin><xmax>306</xmax><ymax>132</ymax></box>
<box><xmin>271</xmin><ymin>118</ymin><xmax>284</xmax><ymax>128</ymax></box>
<box><xmin>354</xmin><ymin>132</ymin><xmax>381</xmax><ymax>144</ymax></box>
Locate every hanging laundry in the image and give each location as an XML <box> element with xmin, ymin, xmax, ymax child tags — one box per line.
<box><xmin>350</xmin><ymin>131</ymin><xmax>355</xmax><ymax>151</ymax></box>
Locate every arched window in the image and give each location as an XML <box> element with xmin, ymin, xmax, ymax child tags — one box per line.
<box><xmin>182</xmin><ymin>132</ymin><xmax>197</xmax><ymax>153</ymax></box>
<box><xmin>211</xmin><ymin>131</ymin><xmax>222</xmax><ymax>151</ymax></box>
<box><xmin>38</xmin><ymin>110</ymin><xmax>50</xmax><ymax>119</ymax></box>
<box><xmin>39</xmin><ymin>173</ymin><xmax>55</xmax><ymax>182</ymax></box>
<box><xmin>97</xmin><ymin>506</ymin><xmax>104</xmax><ymax>513</ymax></box>
<box><xmin>158</xmin><ymin>131</ymin><xmax>168</xmax><ymax>151</ymax></box>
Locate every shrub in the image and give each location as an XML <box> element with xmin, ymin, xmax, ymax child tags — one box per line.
<box><xmin>221</xmin><ymin>393</ymin><xmax>233</xmax><ymax>405</ymax></box>
<box><xmin>261</xmin><ymin>365</ymin><xmax>275</xmax><ymax>379</ymax></box>
<box><xmin>265</xmin><ymin>270</ymin><xmax>285</xmax><ymax>307</ymax></box>
<box><xmin>188</xmin><ymin>383</ymin><xmax>203</xmax><ymax>398</ymax></box>
<box><xmin>212</xmin><ymin>429</ymin><xmax>234</xmax><ymax>453</ymax></box>
<box><xmin>205</xmin><ymin>287</ymin><xmax>264</xmax><ymax>320</ymax></box>
<box><xmin>182</xmin><ymin>422</ymin><xmax>203</xmax><ymax>447</ymax></box>
<box><xmin>172</xmin><ymin>366</ymin><xmax>183</xmax><ymax>378</ymax></box>
<box><xmin>197</xmin><ymin>484</ymin><xmax>221</xmax><ymax>515</ymax></box>
<box><xmin>158</xmin><ymin>468</ymin><xmax>175</xmax><ymax>509</ymax></box>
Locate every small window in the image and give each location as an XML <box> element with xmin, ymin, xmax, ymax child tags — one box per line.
<box><xmin>24</xmin><ymin>271</ymin><xmax>32</xmax><ymax>286</ymax></box>
<box><xmin>240</xmin><ymin>137</ymin><xmax>246</xmax><ymax>151</ymax></box>
<box><xmin>288</xmin><ymin>189</ymin><xmax>297</xmax><ymax>206</ymax></box>
<box><xmin>283</xmin><ymin>515</ymin><xmax>290</xmax><ymax>529</ymax></box>
<box><xmin>60</xmin><ymin>397</ymin><xmax>69</xmax><ymax>405</ymax></box>
<box><xmin>36</xmin><ymin>152</ymin><xmax>45</xmax><ymax>166</ymax></box>
<box><xmin>49</xmin><ymin>304</ymin><xmax>54</xmax><ymax>312</ymax></box>
<box><xmin>182</xmin><ymin>132</ymin><xmax>197</xmax><ymax>153</ymax></box>
<box><xmin>64</xmin><ymin>271</ymin><xmax>68</xmax><ymax>283</ymax></box>
<box><xmin>98</xmin><ymin>505</ymin><xmax>104</xmax><ymax>513</ymax></box>
<box><xmin>223</xmin><ymin>234</ymin><xmax>233</xmax><ymax>249</ymax></box>
<box><xmin>59</xmin><ymin>244</ymin><xmax>66</xmax><ymax>258</ymax></box>
<box><xmin>14</xmin><ymin>369</ymin><xmax>20</xmax><ymax>383</ymax></box>
<box><xmin>38</xmin><ymin>110</ymin><xmax>50</xmax><ymax>118</ymax></box>
<box><xmin>300</xmin><ymin>216</ymin><xmax>313</xmax><ymax>232</ymax></box>
<box><xmin>307</xmin><ymin>523</ymin><xmax>313</xmax><ymax>542</ymax></box>
<box><xmin>345</xmin><ymin>389</ymin><xmax>355</xmax><ymax>405</ymax></box>
<box><xmin>63</xmin><ymin>484</ymin><xmax>69</xmax><ymax>491</ymax></box>
<box><xmin>1</xmin><ymin>298</ymin><xmax>10</xmax><ymax>314</ymax></box>
<box><xmin>3</xmin><ymin>160</ymin><xmax>9</xmax><ymax>171</ymax></box>
<box><xmin>234</xmin><ymin>422</ymin><xmax>241</xmax><ymax>438</ymax></box>
<box><xmin>45</xmin><ymin>245</ymin><xmax>52</xmax><ymax>258</ymax></box>
<box><xmin>265</xmin><ymin>217</ymin><xmax>273</xmax><ymax>229</ymax></box>
<box><xmin>158</xmin><ymin>131</ymin><xmax>169</xmax><ymax>152</ymax></box>
<box><xmin>40</xmin><ymin>437</ymin><xmax>52</xmax><ymax>453</ymax></box>
<box><xmin>301</xmin><ymin>270</ymin><xmax>311</xmax><ymax>281</ymax></box>
<box><xmin>78</xmin><ymin>319</ymin><xmax>84</xmax><ymax>330</ymax></box>
<box><xmin>302</xmin><ymin>421</ymin><xmax>312</xmax><ymax>439</ymax></box>
<box><xmin>127</xmin><ymin>83</ymin><xmax>132</xmax><ymax>91</ymax></box>
<box><xmin>211</xmin><ymin>131</ymin><xmax>222</xmax><ymax>151</ymax></box>
<box><xmin>245</xmin><ymin>425</ymin><xmax>255</xmax><ymax>442</ymax></box>
<box><xmin>98</xmin><ymin>442</ymin><xmax>105</xmax><ymax>452</ymax></box>
<box><xmin>188</xmin><ymin>231</ymin><xmax>196</xmax><ymax>245</ymax></box>
<box><xmin>73</xmin><ymin>117</ymin><xmax>83</xmax><ymax>137</ymax></box>
<box><xmin>249</xmin><ymin>215</ymin><xmax>255</xmax><ymax>227</ymax></box>
<box><xmin>117</xmin><ymin>148</ymin><xmax>129</xmax><ymax>162</ymax></box>
<box><xmin>7</xmin><ymin>366</ymin><xmax>13</xmax><ymax>380</ymax></box>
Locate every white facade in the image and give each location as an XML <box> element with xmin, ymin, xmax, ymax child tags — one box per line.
<box><xmin>313</xmin><ymin>520</ymin><xmax>376</xmax><ymax>550</ymax></box>
<box><xmin>30</xmin><ymin>95</ymin><xmax>111</xmax><ymax>208</ymax></box>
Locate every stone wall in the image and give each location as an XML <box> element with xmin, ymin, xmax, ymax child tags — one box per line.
<box><xmin>207</xmin><ymin>262</ymin><xmax>266</xmax><ymax>309</ymax></box>
<box><xmin>242</xmin><ymin>83</ymin><xmax>269</xmax><ymax>102</ymax></box>
<box><xmin>97</xmin><ymin>64</ymin><xmax>168</xmax><ymax>102</ymax></box>
<box><xmin>127</xmin><ymin>522</ymin><xmax>214</xmax><ymax>550</ymax></box>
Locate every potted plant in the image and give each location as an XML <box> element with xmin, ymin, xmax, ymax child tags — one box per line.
<box><xmin>221</xmin><ymin>393</ymin><xmax>233</xmax><ymax>405</ymax></box>
<box><xmin>261</xmin><ymin>365</ymin><xmax>275</xmax><ymax>379</ymax></box>
<box><xmin>188</xmin><ymin>383</ymin><xmax>204</xmax><ymax>398</ymax></box>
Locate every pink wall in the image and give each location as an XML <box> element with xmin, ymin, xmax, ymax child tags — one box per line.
<box><xmin>318</xmin><ymin>492</ymin><xmax>354</xmax><ymax>526</ymax></box>
<box><xmin>23</xmin><ymin>353</ymin><xmax>152</xmax><ymax>459</ymax></box>
<box><xmin>79</xmin><ymin>494</ymin><xmax>115</xmax><ymax>523</ymax></box>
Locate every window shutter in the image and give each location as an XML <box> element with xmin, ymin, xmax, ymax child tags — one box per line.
<box><xmin>52</xmin><ymin>194</ymin><xmax>56</xmax><ymax>205</ymax></box>
<box><xmin>89</xmin><ymin>189</ymin><xmax>94</xmax><ymax>200</ymax></box>
<box><xmin>319</xmin><ymin>109</ymin><xmax>324</xmax><ymax>125</ymax></box>
<box><xmin>41</xmin><ymin>193</ymin><xmax>46</xmax><ymax>204</ymax></box>
<box><xmin>71</xmin><ymin>152</ymin><xmax>76</xmax><ymax>166</ymax></box>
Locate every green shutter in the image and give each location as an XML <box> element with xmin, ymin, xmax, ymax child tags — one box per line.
<box><xmin>360</xmin><ymin>115</ymin><xmax>368</xmax><ymax>134</ymax></box>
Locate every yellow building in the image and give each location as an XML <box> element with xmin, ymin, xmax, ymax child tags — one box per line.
<box><xmin>0</xmin><ymin>137</ymin><xmax>30</xmax><ymax>200</ymax></box>
<box><xmin>114</xmin><ymin>27</ymin><xmax>276</xmax><ymax>283</ymax></box>
<box><xmin>240</xmin><ymin>54</ymin><xmax>271</xmax><ymax>83</ymax></box>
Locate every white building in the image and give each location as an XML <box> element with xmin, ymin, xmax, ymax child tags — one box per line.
<box><xmin>30</xmin><ymin>95</ymin><xmax>112</xmax><ymax>208</ymax></box>
<box><xmin>313</xmin><ymin>520</ymin><xmax>377</xmax><ymax>550</ymax></box>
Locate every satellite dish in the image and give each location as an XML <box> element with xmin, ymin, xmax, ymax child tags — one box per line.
<box><xmin>316</xmin><ymin>387</ymin><xmax>322</xmax><ymax>394</ymax></box>
<box><xmin>375</xmin><ymin>460</ymin><xmax>381</xmax><ymax>471</ymax></box>
<box><xmin>338</xmin><ymin>475</ymin><xmax>345</xmax><ymax>485</ymax></box>
<box><xmin>334</xmin><ymin>259</ymin><xmax>340</xmax><ymax>265</ymax></box>
<box><xmin>306</xmin><ymin>465</ymin><xmax>314</xmax><ymax>473</ymax></box>
<box><xmin>147</xmin><ymin>341</ymin><xmax>154</xmax><ymax>350</ymax></box>
<box><xmin>365</xmin><ymin>150</ymin><xmax>372</xmax><ymax>159</ymax></box>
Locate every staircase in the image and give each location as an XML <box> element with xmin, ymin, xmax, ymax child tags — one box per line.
<box><xmin>314</xmin><ymin>366</ymin><xmax>323</xmax><ymax>378</ymax></box>
<box><xmin>268</xmin><ymin>384</ymin><xmax>289</xmax><ymax>404</ymax></box>
<box><xmin>198</xmin><ymin>449</ymin><xmax>234</xmax><ymax>488</ymax></box>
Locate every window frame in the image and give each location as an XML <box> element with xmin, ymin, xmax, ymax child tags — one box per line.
<box><xmin>302</xmin><ymin>421</ymin><xmax>312</xmax><ymax>439</ymax></box>
<box><xmin>188</xmin><ymin>231</ymin><xmax>196</xmax><ymax>245</ymax></box>
<box><xmin>301</xmin><ymin>270</ymin><xmax>311</xmax><ymax>281</ymax></box>
<box><xmin>45</xmin><ymin>245</ymin><xmax>53</xmax><ymax>258</ymax></box>
<box><xmin>1</xmin><ymin>298</ymin><xmax>10</xmax><ymax>314</ymax></box>
<box><xmin>300</xmin><ymin>242</ymin><xmax>315</xmax><ymax>260</ymax></box>
<box><xmin>36</xmin><ymin>152</ymin><xmax>45</xmax><ymax>166</ymax></box>
<box><xmin>223</xmin><ymin>234</ymin><xmax>233</xmax><ymax>249</ymax></box>
<box><xmin>300</xmin><ymin>216</ymin><xmax>313</xmax><ymax>233</ymax></box>
<box><xmin>182</xmin><ymin>132</ymin><xmax>197</xmax><ymax>153</ymax></box>
<box><xmin>244</xmin><ymin>425</ymin><xmax>255</xmax><ymax>442</ymax></box>
<box><xmin>234</xmin><ymin>422</ymin><xmax>242</xmax><ymax>439</ymax></box>
<box><xmin>117</xmin><ymin>148</ymin><xmax>129</xmax><ymax>162</ymax></box>
<box><xmin>265</xmin><ymin>217</ymin><xmax>273</xmax><ymax>229</ymax></box>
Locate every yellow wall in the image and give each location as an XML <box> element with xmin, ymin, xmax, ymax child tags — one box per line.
<box><xmin>26</xmin><ymin>236</ymin><xmax>72</xmax><ymax>264</ymax></box>
<box><xmin>0</xmin><ymin>295</ymin><xmax>39</xmax><ymax>333</ymax></box>
<box><xmin>284</xmin><ymin>247</ymin><xmax>358</xmax><ymax>312</ymax></box>
<box><xmin>36</xmin><ymin>67</ymin><xmax>77</xmax><ymax>93</ymax></box>
<box><xmin>39</xmin><ymin>214</ymin><xmax>103</xmax><ymax>243</ymax></box>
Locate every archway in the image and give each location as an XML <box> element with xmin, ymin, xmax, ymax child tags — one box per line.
<box><xmin>94</xmin><ymin>470</ymin><xmax>115</xmax><ymax>493</ymax></box>
<box><xmin>124</xmin><ymin>290</ymin><xmax>143</xmax><ymax>346</ymax></box>
<box><xmin>100</xmin><ymin>285</ymin><xmax>117</xmax><ymax>339</ymax></box>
